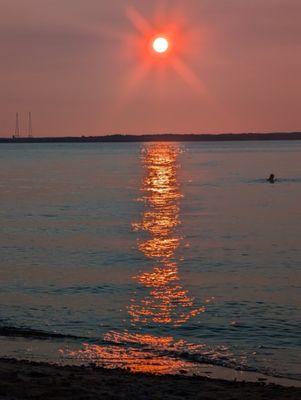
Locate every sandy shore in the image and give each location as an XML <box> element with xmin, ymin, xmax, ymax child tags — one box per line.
<box><xmin>0</xmin><ymin>358</ymin><xmax>300</xmax><ymax>400</ymax></box>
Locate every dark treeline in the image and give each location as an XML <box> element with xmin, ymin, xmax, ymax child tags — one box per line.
<box><xmin>0</xmin><ymin>132</ymin><xmax>301</xmax><ymax>143</ymax></box>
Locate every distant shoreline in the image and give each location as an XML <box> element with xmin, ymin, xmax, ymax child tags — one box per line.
<box><xmin>0</xmin><ymin>132</ymin><xmax>301</xmax><ymax>143</ymax></box>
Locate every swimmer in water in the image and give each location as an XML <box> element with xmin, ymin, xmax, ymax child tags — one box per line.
<box><xmin>267</xmin><ymin>173</ymin><xmax>275</xmax><ymax>183</ymax></box>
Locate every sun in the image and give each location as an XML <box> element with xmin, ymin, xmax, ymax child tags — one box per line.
<box><xmin>123</xmin><ymin>6</ymin><xmax>204</xmax><ymax>92</ymax></box>
<box><xmin>152</xmin><ymin>37</ymin><xmax>169</xmax><ymax>54</ymax></box>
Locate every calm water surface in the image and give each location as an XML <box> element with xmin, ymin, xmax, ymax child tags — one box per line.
<box><xmin>0</xmin><ymin>141</ymin><xmax>300</xmax><ymax>380</ymax></box>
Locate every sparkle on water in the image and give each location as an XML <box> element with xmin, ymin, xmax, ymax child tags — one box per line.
<box><xmin>68</xmin><ymin>144</ymin><xmax>208</xmax><ymax>373</ymax></box>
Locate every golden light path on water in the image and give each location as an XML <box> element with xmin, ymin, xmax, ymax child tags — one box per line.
<box><xmin>67</xmin><ymin>144</ymin><xmax>219</xmax><ymax>374</ymax></box>
<box><xmin>129</xmin><ymin>145</ymin><xmax>205</xmax><ymax>326</ymax></box>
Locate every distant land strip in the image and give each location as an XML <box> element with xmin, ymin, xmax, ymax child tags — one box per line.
<box><xmin>0</xmin><ymin>132</ymin><xmax>301</xmax><ymax>143</ymax></box>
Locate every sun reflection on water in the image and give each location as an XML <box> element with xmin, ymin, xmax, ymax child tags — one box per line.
<box><xmin>67</xmin><ymin>144</ymin><xmax>209</xmax><ymax>374</ymax></box>
<box><xmin>129</xmin><ymin>144</ymin><xmax>205</xmax><ymax>326</ymax></box>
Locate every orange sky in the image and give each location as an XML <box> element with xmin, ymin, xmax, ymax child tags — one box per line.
<box><xmin>0</xmin><ymin>0</ymin><xmax>300</xmax><ymax>136</ymax></box>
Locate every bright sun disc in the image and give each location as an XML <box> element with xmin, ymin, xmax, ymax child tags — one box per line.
<box><xmin>152</xmin><ymin>37</ymin><xmax>169</xmax><ymax>53</ymax></box>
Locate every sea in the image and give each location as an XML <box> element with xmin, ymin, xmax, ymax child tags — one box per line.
<box><xmin>0</xmin><ymin>140</ymin><xmax>300</xmax><ymax>383</ymax></box>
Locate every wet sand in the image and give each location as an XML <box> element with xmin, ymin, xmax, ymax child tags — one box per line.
<box><xmin>0</xmin><ymin>358</ymin><xmax>300</xmax><ymax>400</ymax></box>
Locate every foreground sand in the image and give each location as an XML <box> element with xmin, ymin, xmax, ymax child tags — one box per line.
<box><xmin>0</xmin><ymin>358</ymin><xmax>300</xmax><ymax>400</ymax></box>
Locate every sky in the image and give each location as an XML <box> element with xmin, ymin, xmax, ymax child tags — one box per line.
<box><xmin>0</xmin><ymin>0</ymin><xmax>300</xmax><ymax>136</ymax></box>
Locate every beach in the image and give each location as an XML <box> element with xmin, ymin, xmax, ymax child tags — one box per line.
<box><xmin>0</xmin><ymin>358</ymin><xmax>300</xmax><ymax>400</ymax></box>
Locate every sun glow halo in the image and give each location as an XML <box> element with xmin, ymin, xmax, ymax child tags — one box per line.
<box><xmin>123</xmin><ymin>6</ymin><xmax>204</xmax><ymax>93</ymax></box>
<box><xmin>152</xmin><ymin>37</ymin><xmax>169</xmax><ymax>54</ymax></box>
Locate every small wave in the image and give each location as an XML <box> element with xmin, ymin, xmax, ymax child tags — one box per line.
<box><xmin>65</xmin><ymin>331</ymin><xmax>301</xmax><ymax>383</ymax></box>
<box><xmin>0</xmin><ymin>326</ymin><xmax>83</xmax><ymax>341</ymax></box>
<box><xmin>278</xmin><ymin>178</ymin><xmax>301</xmax><ymax>183</ymax></box>
<box><xmin>67</xmin><ymin>331</ymin><xmax>252</xmax><ymax>375</ymax></box>
<box><xmin>248</xmin><ymin>178</ymin><xmax>301</xmax><ymax>184</ymax></box>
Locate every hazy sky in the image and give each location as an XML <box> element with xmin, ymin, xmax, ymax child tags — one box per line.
<box><xmin>0</xmin><ymin>0</ymin><xmax>300</xmax><ymax>136</ymax></box>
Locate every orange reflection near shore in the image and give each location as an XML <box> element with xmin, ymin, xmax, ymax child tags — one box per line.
<box><xmin>68</xmin><ymin>330</ymin><xmax>214</xmax><ymax>375</ymax></box>
<box><xmin>70</xmin><ymin>345</ymin><xmax>193</xmax><ymax>374</ymax></box>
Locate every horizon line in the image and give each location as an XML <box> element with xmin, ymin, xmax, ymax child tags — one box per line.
<box><xmin>1</xmin><ymin>131</ymin><xmax>301</xmax><ymax>139</ymax></box>
<box><xmin>1</xmin><ymin>132</ymin><xmax>301</xmax><ymax>143</ymax></box>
